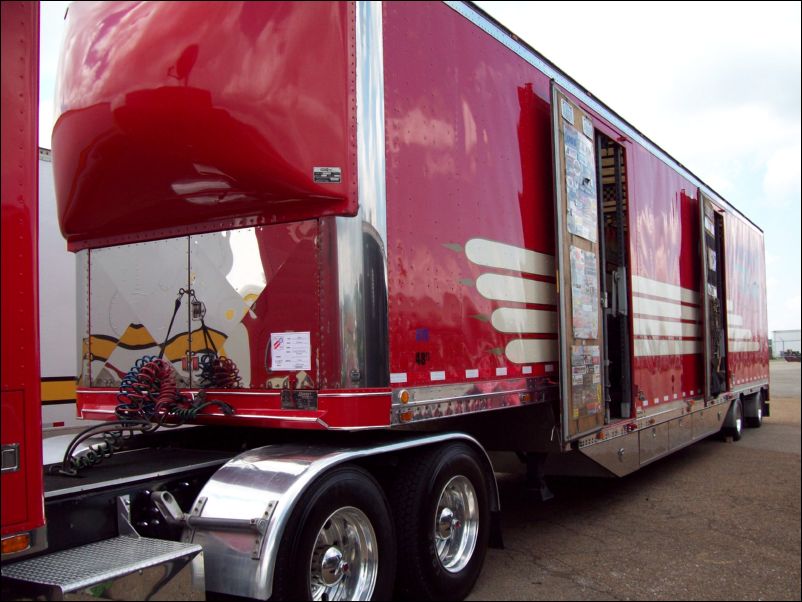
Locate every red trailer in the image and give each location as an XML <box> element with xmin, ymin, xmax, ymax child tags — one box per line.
<box><xmin>2</xmin><ymin>2</ymin><xmax>769</xmax><ymax>601</ymax></box>
<box><xmin>1</xmin><ymin>0</ymin><xmax>45</xmax><ymax>560</ymax></box>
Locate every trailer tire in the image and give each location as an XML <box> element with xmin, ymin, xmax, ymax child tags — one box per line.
<box><xmin>271</xmin><ymin>465</ymin><xmax>396</xmax><ymax>601</ymax></box>
<box><xmin>744</xmin><ymin>392</ymin><xmax>763</xmax><ymax>428</ymax></box>
<box><xmin>390</xmin><ymin>442</ymin><xmax>490</xmax><ymax>601</ymax></box>
<box><xmin>722</xmin><ymin>398</ymin><xmax>743</xmax><ymax>441</ymax></box>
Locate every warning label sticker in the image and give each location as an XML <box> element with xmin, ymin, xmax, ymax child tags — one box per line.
<box><xmin>270</xmin><ymin>332</ymin><xmax>311</xmax><ymax>371</ymax></box>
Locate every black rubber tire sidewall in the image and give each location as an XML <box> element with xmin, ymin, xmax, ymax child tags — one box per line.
<box><xmin>271</xmin><ymin>466</ymin><xmax>396</xmax><ymax>601</ymax></box>
<box><xmin>396</xmin><ymin>444</ymin><xmax>490</xmax><ymax>601</ymax></box>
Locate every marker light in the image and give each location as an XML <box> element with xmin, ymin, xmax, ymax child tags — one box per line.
<box><xmin>2</xmin><ymin>533</ymin><xmax>31</xmax><ymax>555</ymax></box>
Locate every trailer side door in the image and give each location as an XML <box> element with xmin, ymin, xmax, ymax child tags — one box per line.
<box><xmin>550</xmin><ymin>83</ymin><xmax>605</xmax><ymax>440</ymax></box>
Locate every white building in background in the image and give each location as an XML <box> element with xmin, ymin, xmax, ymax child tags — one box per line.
<box><xmin>772</xmin><ymin>330</ymin><xmax>801</xmax><ymax>358</ymax></box>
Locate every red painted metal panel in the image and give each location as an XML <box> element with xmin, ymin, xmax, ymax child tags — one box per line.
<box><xmin>383</xmin><ymin>2</ymin><xmax>558</xmax><ymax>388</ymax></box>
<box><xmin>1</xmin><ymin>0</ymin><xmax>45</xmax><ymax>536</ymax></box>
<box><xmin>628</xmin><ymin>146</ymin><xmax>704</xmax><ymax>411</ymax></box>
<box><xmin>724</xmin><ymin>213</ymin><xmax>769</xmax><ymax>387</ymax></box>
<box><xmin>54</xmin><ymin>1</ymin><xmax>357</xmax><ymax>250</ymax></box>
<box><xmin>77</xmin><ymin>388</ymin><xmax>391</xmax><ymax>429</ymax></box>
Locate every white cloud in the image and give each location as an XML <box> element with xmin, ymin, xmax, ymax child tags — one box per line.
<box><xmin>763</xmin><ymin>146</ymin><xmax>802</xmax><ymax>205</ymax></box>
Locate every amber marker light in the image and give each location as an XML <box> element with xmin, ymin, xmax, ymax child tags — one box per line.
<box><xmin>1</xmin><ymin>533</ymin><xmax>31</xmax><ymax>555</ymax></box>
<box><xmin>399</xmin><ymin>390</ymin><xmax>410</xmax><ymax>404</ymax></box>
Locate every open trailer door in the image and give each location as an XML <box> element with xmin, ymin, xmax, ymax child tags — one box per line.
<box><xmin>551</xmin><ymin>82</ymin><xmax>605</xmax><ymax>441</ymax></box>
<box><xmin>699</xmin><ymin>190</ymin><xmax>729</xmax><ymax>399</ymax></box>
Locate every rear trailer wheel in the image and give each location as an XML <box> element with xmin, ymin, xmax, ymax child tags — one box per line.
<box><xmin>271</xmin><ymin>466</ymin><xmax>396</xmax><ymax>601</ymax></box>
<box><xmin>391</xmin><ymin>443</ymin><xmax>490</xmax><ymax>601</ymax></box>
<box><xmin>744</xmin><ymin>392</ymin><xmax>763</xmax><ymax>428</ymax></box>
<box><xmin>722</xmin><ymin>398</ymin><xmax>743</xmax><ymax>441</ymax></box>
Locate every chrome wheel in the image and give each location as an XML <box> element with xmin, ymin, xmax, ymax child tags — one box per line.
<box><xmin>434</xmin><ymin>475</ymin><xmax>479</xmax><ymax>573</ymax></box>
<box><xmin>309</xmin><ymin>506</ymin><xmax>378</xmax><ymax>601</ymax></box>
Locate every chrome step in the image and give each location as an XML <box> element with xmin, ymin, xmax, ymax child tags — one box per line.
<box><xmin>1</xmin><ymin>535</ymin><xmax>203</xmax><ymax>601</ymax></box>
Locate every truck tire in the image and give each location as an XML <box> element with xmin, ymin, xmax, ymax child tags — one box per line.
<box><xmin>390</xmin><ymin>442</ymin><xmax>490</xmax><ymax>601</ymax></box>
<box><xmin>744</xmin><ymin>392</ymin><xmax>763</xmax><ymax>428</ymax></box>
<box><xmin>722</xmin><ymin>398</ymin><xmax>743</xmax><ymax>441</ymax></box>
<box><xmin>271</xmin><ymin>465</ymin><xmax>396</xmax><ymax>601</ymax></box>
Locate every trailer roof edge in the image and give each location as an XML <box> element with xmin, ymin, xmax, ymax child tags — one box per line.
<box><xmin>445</xmin><ymin>1</ymin><xmax>763</xmax><ymax>234</ymax></box>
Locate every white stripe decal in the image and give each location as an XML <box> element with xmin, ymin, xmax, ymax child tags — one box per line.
<box><xmin>465</xmin><ymin>369</ymin><xmax>479</xmax><ymax>379</ymax></box>
<box><xmin>390</xmin><ymin>372</ymin><xmax>407</xmax><ymax>384</ymax></box>
<box><xmin>466</xmin><ymin>239</ymin><xmax>554</xmax><ymax>277</ymax></box>
<box><xmin>522</xmin><ymin>366</ymin><xmax>533</xmax><ymax>374</ymax></box>
<box><xmin>634</xmin><ymin>318</ymin><xmax>700</xmax><ymax>338</ymax></box>
<box><xmin>728</xmin><ymin>327</ymin><xmax>753</xmax><ymax>340</ymax></box>
<box><xmin>634</xmin><ymin>339</ymin><xmax>702</xmax><ymax>357</ymax></box>
<box><xmin>491</xmin><ymin>308</ymin><xmax>558</xmax><ymax>334</ymax></box>
<box><xmin>505</xmin><ymin>339</ymin><xmax>559</xmax><ymax>364</ymax></box>
<box><xmin>728</xmin><ymin>341</ymin><xmax>760</xmax><ymax>352</ymax></box>
<box><xmin>430</xmin><ymin>371</ymin><xmax>446</xmax><ymax>381</ymax></box>
<box><xmin>631</xmin><ymin>275</ymin><xmax>699</xmax><ymax>304</ymax></box>
<box><xmin>727</xmin><ymin>313</ymin><xmax>743</xmax><ymax>326</ymax></box>
<box><xmin>633</xmin><ymin>297</ymin><xmax>699</xmax><ymax>321</ymax></box>
<box><xmin>476</xmin><ymin>273</ymin><xmax>557</xmax><ymax>305</ymax></box>
<box><xmin>496</xmin><ymin>367</ymin><xmax>507</xmax><ymax>376</ymax></box>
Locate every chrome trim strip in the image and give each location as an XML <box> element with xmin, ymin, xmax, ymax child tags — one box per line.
<box><xmin>189</xmin><ymin>433</ymin><xmax>499</xmax><ymax>600</ymax></box>
<box><xmin>319</xmin><ymin>391</ymin><xmax>390</xmax><ymax>398</ymax></box>
<box><xmin>392</xmin><ymin>377</ymin><xmax>532</xmax><ymax>404</ymax></box>
<box><xmin>335</xmin><ymin>0</ymin><xmax>389</xmax><ymax>388</ymax></box>
<box><xmin>397</xmin><ymin>387</ymin><xmax>530</xmax><ymax>409</ymax></box>
<box><xmin>357</xmin><ymin>1</ymin><xmax>388</xmax><ymax>250</ymax></box>
<box><xmin>444</xmin><ymin>1</ymin><xmax>760</xmax><ymax>232</ymax></box>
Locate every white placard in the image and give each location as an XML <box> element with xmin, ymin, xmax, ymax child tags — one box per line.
<box><xmin>270</xmin><ymin>332</ymin><xmax>311</xmax><ymax>371</ymax></box>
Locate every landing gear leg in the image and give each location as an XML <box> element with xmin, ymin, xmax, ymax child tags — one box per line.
<box><xmin>525</xmin><ymin>453</ymin><xmax>554</xmax><ymax>502</ymax></box>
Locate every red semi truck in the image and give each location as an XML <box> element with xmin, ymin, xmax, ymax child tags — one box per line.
<box><xmin>2</xmin><ymin>2</ymin><xmax>769</xmax><ymax>601</ymax></box>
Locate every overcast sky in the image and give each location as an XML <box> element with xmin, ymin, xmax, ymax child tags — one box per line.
<box><xmin>39</xmin><ymin>1</ymin><xmax>800</xmax><ymax>333</ymax></box>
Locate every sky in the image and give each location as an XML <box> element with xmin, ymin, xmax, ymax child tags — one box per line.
<box><xmin>38</xmin><ymin>1</ymin><xmax>801</xmax><ymax>333</ymax></box>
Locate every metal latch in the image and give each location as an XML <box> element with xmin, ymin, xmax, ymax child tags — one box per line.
<box><xmin>1</xmin><ymin>444</ymin><xmax>19</xmax><ymax>473</ymax></box>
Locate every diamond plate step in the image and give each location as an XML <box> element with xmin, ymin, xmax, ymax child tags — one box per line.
<box><xmin>1</xmin><ymin>535</ymin><xmax>202</xmax><ymax>600</ymax></box>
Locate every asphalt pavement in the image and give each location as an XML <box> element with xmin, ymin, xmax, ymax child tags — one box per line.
<box><xmin>468</xmin><ymin>360</ymin><xmax>801</xmax><ymax>601</ymax></box>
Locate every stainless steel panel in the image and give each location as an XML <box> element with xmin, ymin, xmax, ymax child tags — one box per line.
<box><xmin>335</xmin><ymin>0</ymin><xmax>389</xmax><ymax>388</ymax></box>
<box><xmin>578</xmin><ymin>431</ymin><xmax>639</xmax><ymax>477</ymax></box>
<box><xmin>89</xmin><ymin>238</ymin><xmax>189</xmax><ymax>387</ymax></box>
<box><xmin>692</xmin><ymin>406</ymin><xmax>724</xmax><ymax>440</ymax></box>
<box><xmin>189</xmin><ymin>229</ymin><xmax>267</xmax><ymax>388</ymax></box>
<box><xmin>706</xmin><ymin>404</ymin><xmax>725</xmax><ymax>432</ymax></box>
<box><xmin>188</xmin><ymin>433</ymin><xmax>498</xmax><ymax>600</ymax></box>
<box><xmin>639</xmin><ymin>422</ymin><xmax>669</xmax><ymax>465</ymax></box>
<box><xmin>668</xmin><ymin>415</ymin><xmax>693</xmax><ymax>450</ymax></box>
<box><xmin>76</xmin><ymin>249</ymin><xmax>90</xmax><ymax>386</ymax></box>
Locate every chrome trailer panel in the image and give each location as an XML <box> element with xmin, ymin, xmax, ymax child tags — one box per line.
<box><xmin>185</xmin><ymin>433</ymin><xmax>499</xmax><ymax>600</ymax></box>
<box><xmin>333</xmin><ymin>0</ymin><xmax>389</xmax><ymax>388</ymax></box>
<box><xmin>577</xmin><ymin>397</ymin><xmax>733</xmax><ymax>476</ymax></box>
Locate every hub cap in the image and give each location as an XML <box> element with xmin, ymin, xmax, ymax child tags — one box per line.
<box><xmin>309</xmin><ymin>507</ymin><xmax>377</xmax><ymax>601</ymax></box>
<box><xmin>434</xmin><ymin>475</ymin><xmax>479</xmax><ymax>573</ymax></box>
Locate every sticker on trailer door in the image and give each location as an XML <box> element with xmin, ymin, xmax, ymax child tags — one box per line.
<box><xmin>571</xmin><ymin>344</ymin><xmax>602</xmax><ymax>416</ymax></box>
<box><xmin>569</xmin><ymin>246</ymin><xmax>599</xmax><ymax>340</ymax></box>
<box><xmin>560</xmin><ymin>99</ymin><xmax>575</xmax><ymax>123</ymax></box>
<box><xmin>270</xmin><ymin>332</ymin><xmax>311</xmax><ymax>371</ymax></box>
<box><xmin>313</xmin><ymin>167</ymin><xmax>341</xmax><ymax>183</ymax></box>
<box><xmin>563</xmin><ymin>124</ymin><xmax>598</xmax><ymax>242</ymax></box>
